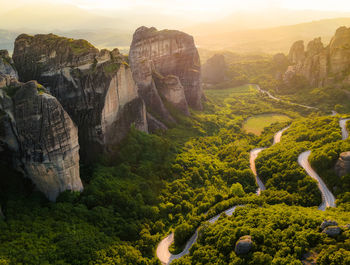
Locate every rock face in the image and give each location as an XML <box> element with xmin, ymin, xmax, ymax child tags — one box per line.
<box><xmin>202</xmin><ymin>54</ymin><xmax>227</xmax><ymax>84</ymax></box>
<box><xmin>322</xmin><ymin>226</ymin><xmax>342</xmax><ymax>237</ymax></box>
<box><xmin>288</xmin><ymin>40</ymin><xmax>305</xmax><ymax>65</ymax></box>
<box><xmin>0</xmin><ymin>77</ymin><xmax>82</xmax><ymax>201</ymax></box>
<box><xmin>320</xmin><ymin>220</ymin><xmax>338</xmax><ymax>230</ymax></box>
<box><xmin>0</xmin><ymin>50</ymin><xmax>18</xmax><ymax>79</ymax></box>
<box><xmin>235</xmin><ymin>235</ymin><xmax>253</xmax><ymax>255</ymax></box>
<box><xmin>283</xmin><ymin>27</ymin><xmax>350</xmax><ymax>88</ymax></box>
<box><xmin>335</xmin><ymin>152</ymin><xmax>350</xmax><ymax>177</ymax></box>
<box><xmin>13</xmin><ymin>34</ymin><xmax>147</xmax><ymax>161</ymax></box>
<box><xmin>129</xmin><ymin>26</ymin><xmax>202</xmax><ymax>128</ymax></box>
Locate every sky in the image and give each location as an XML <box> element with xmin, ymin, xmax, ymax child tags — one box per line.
<box><xmin>3</xmin><ymin>0</ymin><xmax>350</xmax><ymax>20</ymax></box>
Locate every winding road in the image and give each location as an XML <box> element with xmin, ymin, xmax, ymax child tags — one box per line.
<box><xmin>298</xmin><ymin>151</ymin><xmax>336</xmax><ymax>210</ymax></box>
<box><xmin>254</xmin><ymin>84</ymin><xmax>319</xmax><ymax>110</ymax></box>
<box><xmin>340</xmin><ymin>118</ymin><xmax>350</xmax><ymax>140</ymax></box>
<box><xmin>156</xmin><ymin>206</ymin><xmax>240</xmax><ymax>265</ymax></box>
<box><xmin>156</xmin><ymin>86</ymin><xmax>347</xmax><ymax>264</ymax></box>
<box><xmin>298</xmin><ymin>117</ymin><xmax>350</xmax><ymax>210</ymax></box>
<box><xmin>250</xmin><ymin>126</ymin><xmax>290</xmax><ymax>194</ymax></box>
<box><xmin>157</xmin><ymin>127</ymin><xmax>290</xmax><ymax>264</ymax></box>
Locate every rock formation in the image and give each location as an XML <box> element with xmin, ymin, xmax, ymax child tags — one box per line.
<box><xmin>335</xmin><ymin>152</ymin><xmax>350</xmax><ymax>177</ymax></box>
<box><xmin>320</xmin><ymin>220</ymin><xmax>338</xmax><ymax>230</ymax></box>
<box><xmin>129</xmin><ymin>26</ymin><xmax>202</xmax><ymax>128</ymax></box>
<box><xmin>13</xmin><ymin>33</ymin><xmax>147</xmax><ymax>161</ymax></box>
<box><xmin>0</xmin><ymin>50</ymin><xmax>18</xmax><ymax>79</ymax></box>
<box><xmin>322</xmin><ymin>226</ymin><xmax>342</xmax><ymax>237</ymax></box>
<box><xmin>0</xmin><ymin>75</ymin><xmax>82</xmax><ymax>201</ymax></box>
<box><xmin>288</xmin><ymin>40</ymin><xmax>305</xmax><ymax>65</ymax></box>
<box><xmin>202</xmin><ymin>54</ymin><xmax>227</xmax><ymax>84</ymax></box>
<box><xmin>235</xmin><ymin>235</ymin><xmax>253</xmax><ymax>255</ymax></box>
<box><xmin>283</xmin><ymin>27</ymin><xmax>350</xmax><ymax>88</ymax></box>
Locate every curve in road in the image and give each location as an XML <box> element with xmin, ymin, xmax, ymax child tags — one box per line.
<box><xmin>340</xmin><ymin>118</ymin><xmax>350</xmax><ymax>140</ymax></box>
<box><xmin>254</xmin><ymin>84</ymin><xmax>319</xmax><ymax>110</ymax></box>
<box><xmin>157</xmin><ymin>125</ymin><xmax>291</xmax><ymax>264</ymax></box>
<box><xmin>298</xmin><ymin>151</ymin><xmax>336</xmax><ymax>210</ymax></box>
<box><xmin>156</xmin><ymin>206</ymin><xmax>240</xmax><ymax>265</ymax></box>
<box><xmin>250</xmin><ymin>126</ymin><xmax>289</xmax><ymax>194</ymax></box>
<box><xmin>298</xmin><ymin>117</ymin><xmax>350</xmax><ymax>210</ymax></box>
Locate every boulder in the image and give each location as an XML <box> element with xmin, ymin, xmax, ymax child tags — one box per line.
<box><xmin>129</xmin><ymin>26</ymin><xmax>202</xmax><ymax>127</ymax></box>
<box><xmin>235</xmin><ymin>235</ymin><xmax>253</xmax><ymax>255</ymax></box>
<box><xmin>13</xmin><ymin>33</ymin><xmax>148</xmax><ymax>161</ymax></box>
<box><xmin>202</xmin><ymin>54</ymin><xmax>227</xmax><ymax>84</ymax></box>
<box><xmin>322</xmin><ymin>226</ymin><xmax>342</xmax><ymax>237</ymax></box>
<box><xmin>320</xmin><ymin>220</ymin><xmax>338</xmax><ymax>230</ymax></box>
<box><xmin>0</xmin><ymin>50</ymin><xmax>18</xmax><ymax>79</ymax></box>
<box><xmin>0</xmin><ymin>78</ymin><xmax>82</xmax><ymax>201</ymax></box>
<box><xmin>335</xmin><ymin>152</ymin><xmax>350</xmax><ymax>177</ymax></box>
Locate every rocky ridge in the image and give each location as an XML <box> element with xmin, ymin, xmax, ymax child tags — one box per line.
<box><xmin>13</xmin><ymin>33</ymin><xmax>148</xmax><ymax>161</ymax></box>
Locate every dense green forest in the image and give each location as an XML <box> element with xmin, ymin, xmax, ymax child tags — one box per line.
<box><xmin>0</xmin><ymin>84</ymin><xmax>349</xmax><ymax>264</ymax></box>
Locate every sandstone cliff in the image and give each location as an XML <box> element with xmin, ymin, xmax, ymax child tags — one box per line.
<box><xmin>202</xmin><ymin>54</ymin><xmax>227</xmax><ymax>84</ymax></box>
<box><xmin>129</xmin><ymin>27</ymin><xmax>202</xmax><ymax>128</ymax></box>
<box><xmin>284</xmin><ymin>27</ymin><xmax>350</xmax><ymax>88</ymax></box>
<box><xmin>0</xmin><ymin>75</ymin><xmax>82</xmax><ymax>201</ymax></box>
<box><xmin>13</xmin><ymin>34</ymin><xmax>147</xmax><ymax>161</ymax></box>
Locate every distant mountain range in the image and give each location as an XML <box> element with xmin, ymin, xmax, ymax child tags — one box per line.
<box><xmin>2</xmin><ymin>8</ymin><xmax>350</xmax><ymax>55</ymax></box>
<box><xmin>193</xmin><ymin>17</ymin><xmax>350</xmax><ymax>54</ymax></box>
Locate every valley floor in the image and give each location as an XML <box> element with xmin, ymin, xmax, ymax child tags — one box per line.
<box><xmin>1</xmin><ymin>84</ymin><xmax>350</xmax><ymax>265</ymax></box>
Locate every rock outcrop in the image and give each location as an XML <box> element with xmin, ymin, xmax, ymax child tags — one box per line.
<box><xmin>13</xmin><ymin>33</ymin><xmax>147</xmax><ymax>161</ymax></box>
<box><xmin>129</xmin><ymin>26</ymin><xmax>202</xmax><ymax>128</ymax></box>
<box><xmin>235</xmin><ymin>235</ymin><xmax>253</xmax><ymax>255</ymax></box>
<box><xmin>0</xmin><ymin>77</ymin><xmax>82</xmax><ymax>201</ymax></box>
<box><xmin>335</xmin><ymin>152</ymin><xmax>350</xmax><ymax>177</ymax></box>
<box><xmin>322</xmin><ymin>226</ymin><xmax>342</xmax><ymax>237</ymax></box>
<box><xmin>0</xmin><ymin>50</ymin><xmax>18</xmax><ymax>79</ymax></box>
<box><xmin>283</xmin><ymin>27</ymin><xmax>350</xmax><ymax>88</ymax></box>
<box><xmin>202</xmin><ymin>54</ymin><xmax>227</xmax><ymax>84</ymax></box>
<box><xmin>320</xmin><ymin>220</ymin><xmax>338</xmax><ymax>230</ymax></box>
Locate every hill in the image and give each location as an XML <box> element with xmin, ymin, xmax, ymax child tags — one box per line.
<box><xmin>193</xmin><ymin>17</ymin><xmax>350</xmax><ymax>53</ymax></box>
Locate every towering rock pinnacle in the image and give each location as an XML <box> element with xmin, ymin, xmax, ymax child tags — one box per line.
<box><xmin>129</xmin><ymin>26</ymin><xmax>202</xmax><ymax>128</ymax></box>
<box><xmin>283</xmin><ymin>26</ymin><xmax>350</xmax><ymax>88</ymax></box>
<box><xmin>288</xmin><ymin>40</ymin><xmax>305</xmax><ymax>65</ymax></box>
<box><xmin>13</xmin><ymin>34</ymin><xmax>147</xmax><ymax>161</ymax></box>
<box><xmin>0</xmin><ymin>76</ymin><xmax>82</xmax><ymax>201</ymax></box>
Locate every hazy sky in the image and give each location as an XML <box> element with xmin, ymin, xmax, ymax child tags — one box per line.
<box><xmin>3</xmin><ymin>0</ymin><xmax>350</xmax><ymax>19</ymax></box>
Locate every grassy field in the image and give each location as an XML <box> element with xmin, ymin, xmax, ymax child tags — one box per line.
<box><xmin>204</xmin><ymin>84</ymin><xmax>257</xmax><ymax>105</ymax></box>
<box><xmin>243</xmin><ymin>113</ymin><xmax>291</xmax><ymax>135</ymax></box>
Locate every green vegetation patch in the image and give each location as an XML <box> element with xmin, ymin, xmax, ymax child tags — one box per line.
<box><xmin>104</xmin><ymin>62</ymin><xmax>121</xmax><ymax>74</ymax></box>
<box><xmin>172</xmin><ymin>204</ymin><xmax>350</xmax><ymax>265</ymax></box>
<box><xmin>243</xmin><ymin>114</ymin><xmax>291</xmax><ymax>135</ymax></box>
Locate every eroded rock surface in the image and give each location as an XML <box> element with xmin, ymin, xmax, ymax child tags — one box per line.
<box><xmin>235</xmin><ymin>235</ymin><xmax>253</xmax><ymax>255</ymax></box>
<box><xmin>0</xmin><ymin>50</ymin><xmax>18</xmax><ymax>79</ymax></box>
<box><xmin>129</xmin><ymin>26</ymin><xmax>202</xmax><ymax>128</ymax></box>
<box><xmin>322</xmin><ymin>226</ymin><xmax>342</xmax><ymax>237</ymax></box>
<box><xmin>13</xmin><ymin>33</ymin><xmax>147</xmax><ymax>161</ymax></box>
<box><xmin>320</xmin><ymin>220</ymin><xmax>338</xmax><ymax>230</ymax></box>
<box><xmin>0</xmin><ymin>78</ymin><xmax>82</xmax><ymax>201</ymax></box>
